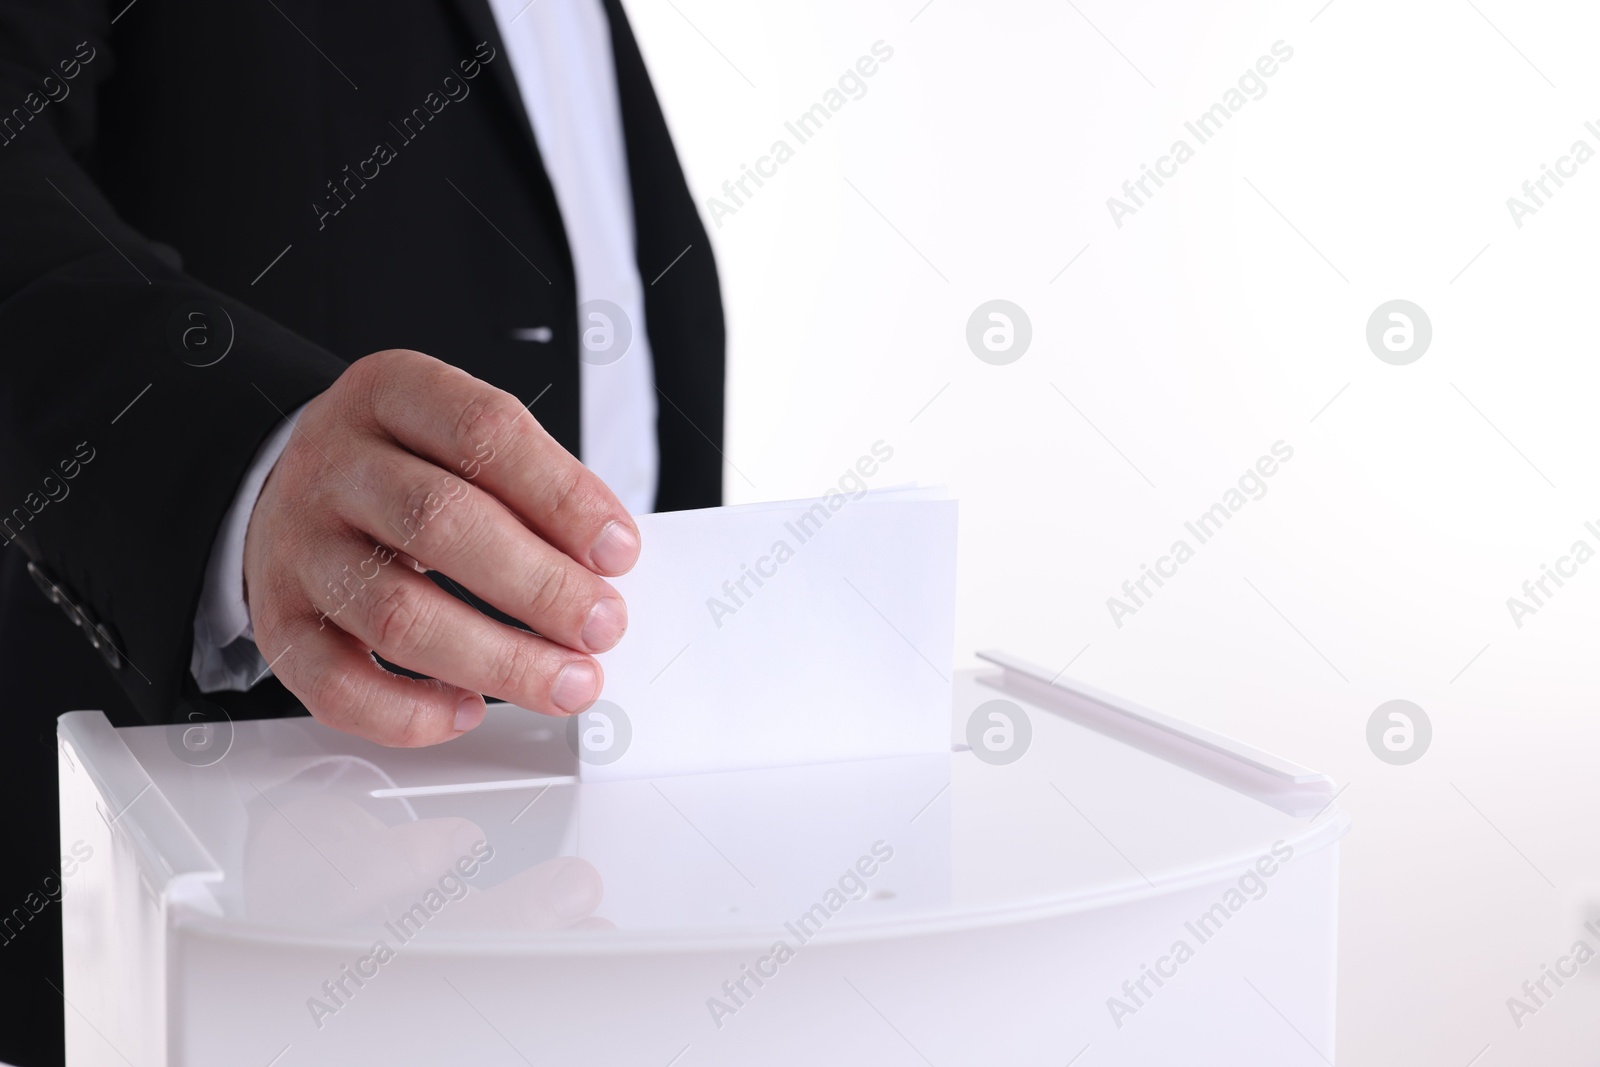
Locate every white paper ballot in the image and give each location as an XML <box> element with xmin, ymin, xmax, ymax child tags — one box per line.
<box><xmin>577</xmin><ymin>488</ymin><xmax>957</xmax><ymax>780</ymax></box>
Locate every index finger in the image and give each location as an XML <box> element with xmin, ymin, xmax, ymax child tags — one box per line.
<box><xmin>357</xmin><ymin>350</ymin><xmax>642</xmax><ymax>576</ymax></box>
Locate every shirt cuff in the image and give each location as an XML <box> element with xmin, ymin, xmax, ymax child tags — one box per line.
<box><xmin>190</xmin><ymin>403</ymin><xmax>307</xmax><ymax>692</ymax></box>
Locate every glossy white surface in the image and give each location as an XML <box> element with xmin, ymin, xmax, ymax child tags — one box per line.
<box><xmin>59</xmin><ymin>664</ymin><xmax>1348</xmax><ymax>1065</ymax></box>
<box><xmin>77</xmin><ymin>670</ymin><xmax>1343</xmax><ymax>942</ymax></box>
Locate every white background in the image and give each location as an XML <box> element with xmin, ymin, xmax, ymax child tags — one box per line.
<box><xmin>625</xmin><ymin>0</ymin><xmax>1600</xmax><ymax>1063</ymax></box>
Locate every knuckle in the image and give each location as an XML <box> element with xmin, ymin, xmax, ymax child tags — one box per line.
<box><xmin>356</xmin><ymin>347</ymin><xmax>419</xmax><ymax>380</ymax></box>
<box><xmin>305</xmin><ymin>451</ymin><xmax>366</xmax><ymax>521</ymax></box>
<box><xmin>348</xmin><ymin>349</ymin><xmax>427</xmax><ymax>429</ymax></box>
<box><xmin>273</xmin><ymin>426</ymin><xmax>329</xmax><ymax>500</ymax></box>
<box><xmin>452</xmin><ymin>390</ymin><xmax>527</xmax><ymax>466</ymax></box>
<box><xmin>335</xmin><ymin>355</ymin><xmax>374</xmax><ymax>399</ymax></box>
<box><xmin>388</xmin><ymin>698</ymin><xmax>440</xmax><ymax>748</ymax></box>
<box><xmin>526</xmin><ymin>560</ymin><xmax>578</xmax><ymax>622</ymax></box>
<box><xmin>305</xmin><ymin>663</ymin><xmax>365</xmax><ymax>731</ymax></box>
<box><xmin>341</xmin><ymin>443</ymin><xmax>385</xmax><ymax>493</ymax></box>
<box><xmin>250</xmin><ymin>570</ymin><xmax>318</xmax><ymax>654</ymax></box>
<box><xmin>542</xmin><ymin>463</ymin><xmax>585</xmax><ymax>519</ymax></box>
<box><xmin>340</xmin><ymin>351</ymin><xmax>391</xmax><ymax>405</ymax></box>
<box><xmin>295</xmin><ymin>639</ymin><xmax>442</xmax><ymax>749</ymax></box>
<box><xmin>486</xmin><ymin>638</ymin><xmax>547</xmax><ymax>704</ymax></box>
<box><xmin>366</xmin><ymin>580</ymin><xmax>434</xmax><ymax>657</ymax></box>
<box><xmin>392</xmin><ymin>474</ymin><xmax>476</xmax><ymax>557</ymax></box>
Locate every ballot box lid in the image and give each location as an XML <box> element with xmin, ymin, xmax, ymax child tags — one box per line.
<box><xmin>58</xmin><ymin>653</ymin><xmax>1348</xmax><ymax>952</ymax></box>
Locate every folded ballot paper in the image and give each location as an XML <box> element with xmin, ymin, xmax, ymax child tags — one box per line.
<box><xmin>580</xmin><ymin>487</ymin><xmax>957</xmax><ymax>780</ymax></box>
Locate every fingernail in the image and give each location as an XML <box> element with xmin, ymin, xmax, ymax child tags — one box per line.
<box><xmin>551</xmin><ymin>661</ymin><xmax>600</xmax><ymax>714</ymax></box>
<box><xmin>590</xmin><ymin>520</ymin><xmax>640</xmax><ymax>575</ymax></box>
<box><xmin>581</xmin><ymin>597</ymin><xmax>627</xmax><ymax>653</ymax></box>
<box><xmin>550</xmin><ymin>858</ymin><xmax>602</xmax><ymax>923</ymax></box>
<box><xmin>454</xmin><ymin>693</ymin><xmax>486</xmax><ymax>733</ymax></box>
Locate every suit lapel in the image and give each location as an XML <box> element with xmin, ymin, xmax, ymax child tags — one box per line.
<box><xmin>598</xmin><ymin>0</ymin><xmax>727</xmax><ymax>510</ymax></box>
<box><xmin>444</xmin><ymin>0</ymin><xmax>575</xmax><ymax>292</ymax></box>
<box><xmin>446</xmin><ymin>0</ymin><xmax>726</xmax><ymax>509</ymax></box>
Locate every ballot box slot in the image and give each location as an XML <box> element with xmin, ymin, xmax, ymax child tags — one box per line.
<box><xmin>369</xmin><ymin>774</ymin><xmax>577</xmax><ymax>799</ymax></box>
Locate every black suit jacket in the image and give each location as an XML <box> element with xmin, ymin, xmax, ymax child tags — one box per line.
<box><xmin>0</xmin><ymin>3</ymin><xmax>721</xmax><ymax>1062</ymax></box>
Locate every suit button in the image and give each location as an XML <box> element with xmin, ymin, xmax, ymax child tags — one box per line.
<box><xmin>26</xmin><ymin>561</ymin><xmax>61</xmax><ymax>605</ymax></box>
<box><xmin>28</xmin><ymin>561</ymin><xmax>121</xmax><ymax>667</ymax></box>
<box><xmin>65</xmin><ymin>599</ymin><xmax>92</xmax><ymax>632</ymax></box>
<box><xmin>93</xmin><ymin>622</ymin><xmax>123</xmax><ymax>670</ymax></box>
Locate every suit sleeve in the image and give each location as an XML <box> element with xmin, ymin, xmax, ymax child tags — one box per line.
<box><xmin>0</xmin><ymin>2</ymin><xmax>347</xmax><ymax>724</ymax></box>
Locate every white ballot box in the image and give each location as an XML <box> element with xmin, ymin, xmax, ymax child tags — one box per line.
<box><xmin>57</xmin><ymin>652</ymin><xmax>1349</xmax><ymax>1066</ymax></box>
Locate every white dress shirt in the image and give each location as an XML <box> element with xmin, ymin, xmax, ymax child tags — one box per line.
<box><xmin>492</xmin><ymin>0</ymin><xmax>659</xmax><ymax>516</ymax></box>
<box><xmin>191</xmin><ymin>0</ymin><xmax>657</xmax><ymax>692</ymax></box>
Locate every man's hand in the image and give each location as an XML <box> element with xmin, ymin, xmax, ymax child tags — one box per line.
<box><xmin>242</xmin><ymin>349</ymin><xmax>640</xmax><ymax>746</ymax></box>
